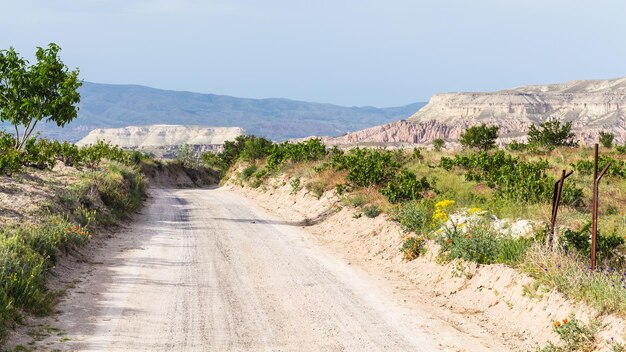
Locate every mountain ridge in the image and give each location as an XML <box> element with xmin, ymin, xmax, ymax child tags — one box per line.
<box><xmin>7</xmin><ymin>82</ymin><xmax>425</xmax><ymax>142</ymax></box>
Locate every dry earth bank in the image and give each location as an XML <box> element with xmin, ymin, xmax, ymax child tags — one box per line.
<box><xmin>229</xmin><ymin>175</ymin><xmax>626</xmax><ymax>351</ymax></box>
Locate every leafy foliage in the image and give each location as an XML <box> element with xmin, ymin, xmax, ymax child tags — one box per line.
<box><xmin>401</xmin><ymin>236</ymin><xmax>427</xmax><ymax>261</ymax></box>
<box><xmin>334</xmin><ymin>148</ymin><xmax>400</xmax><ymax>187</ymax></box>
<box><xmin>537</xmin><ymin>315</ymin><xmax>600</xmax><ymax>352</ymax></box>
<box><xmin>459</xmin><ymin>124</ymin><xmax>499</xmax><ymax>151</ymax></box>
<box><xmin>571</xmin><ymin>155</ymin><xmax>625</xmax><ymax>177</ymax></box>
<box><xmin>528</xmin><ymin>120</ymin><xmax>577</xmax><ymax>148</ymax></box>
<box><xmin>599</xmin><ymin>131</ymin><xmax>615</xmax><ymax>148</ymax></box>
<box><xmin>363</xmin><ymin>205</ymin><xmax>381</xmax><ymax>218</ymax></box>
<box><xmin>432</xmin><ymin>138</ymin><xmax>445</xmax><ymax>151</ymax></box>
<box><xmin>175</xmin><ymin>144</ymin><xmax>200</xmax><ymax>169</ymax></box>
<box><xmin>380</xmin><ymin>169</ymin><xmax>430</xmax><ymax>204</ymax></box>
<box><xmin>266</xmin><ymin>138</ymin><xmax>327</xmax><ymax>169</ymax></box>
<box><xmin>0</xmin><ymin>43</ymin><xmax>81</xmax><ymax>151</ymax></box>
<box><xmin>561</xmin><ymin>222</ymin><xmax>625</xmax><ymax>266</ymax></box>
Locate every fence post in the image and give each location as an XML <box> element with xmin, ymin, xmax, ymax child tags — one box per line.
<box><xmin>549</xmin><ymin>169</ymin><xmax>573</xmax><ymax>250</ymax></box>
<box><xmin>591</xmin><ymin>143</ymin><xmax>611</xmax><ymax>270</ymax></box>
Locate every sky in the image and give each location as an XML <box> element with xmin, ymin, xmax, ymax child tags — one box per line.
<box><xmin>1</xmin><ymin>0</ymin><xmax>625</xmax><ymax>107</ymax></box>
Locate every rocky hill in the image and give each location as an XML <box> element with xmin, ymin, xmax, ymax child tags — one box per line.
<box><xmin>327</xmin><ymin>77</ymin><xmax>626</xmax><ymax>147</ymax></box>
<box><xmin>13</xmin><ymin>82</ymin><xmax>425</xmax><ymax>142</ymax></box>
<box><xmin>77</xmin><ymin>125</ymin><xmax>245</xmax><ymax>157</ymax></box>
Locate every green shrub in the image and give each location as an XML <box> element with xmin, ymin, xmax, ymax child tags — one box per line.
<box><xmin>440</xmin><ymin>150</ymin><xmax>582</xmax><ymax>204</ymax></box>
<box><xmin>175</xmin><ymin>144</ymin><xmax>200</xmax><ymax>168</ymax></box>
<box><xmin>561</xmin><ymin>222</ymin><xmax>625</xmax><ymax>266</ymax></box>
<box><xmin>0</xmin><ymin>148</ymin><xmax>22</xmax><ymax>175</ymax></box>
<box><xmin>432</xmin><ymin>138</ymin><xmax>445</xmax><ymax>151</ymax></box>
<box><xmin>537</xmin><ymin>315</ymin><xmax>599</xmax><ymax>352</ymax></box>
<box><xmin>600</xmin><ymin>131</ymin><xmax>615</xmax><ymax>148</ymax></box>
<box><xmin>437</xmin><ymin>224</ymin><xmax>501</xmax><ymax>264</ymax></box>
<box><xmin>506</xmin><ymin>140</ymin><xmax>528</xmax><ymax>152</ymax></box>
<box><xmin>528</xmin><ymin>120</ymin><xmax>577</xmax><ymax>148</ymax></box>
<box><xmin>392</xmin><ymin>200</ymin><xmax>434</xmax><ymax>234</ymax></box>
<box><xmin>24</xmin><ymin>215</ymin><xmax>91</xmax><ymax>263</ymax></box>
<box><xmin>459</xmin><ymin>124</ymin><xmax>499</xmax><ymax>151</ymax></box>
<box><xmin>571</xmin><ymin>155</ymin><xmax>626</xmax><ymax>177</ymax></box>
<box><xmin>241</xmin><ymin>164</ymin><xmax>258</xmax><ymax>181</ymax></box>
<box><xmin>266</xmin><ymin>138</ymin><xmax>327</xmax><ymax>169</ymax></box>
<box><xmin>336</xmin><ymin>148</ymin><xmax>400</xmax><ymax>187</ymax></box>
<box><xmin>343</xmin><ymin>193</ymin><xmax>367</xmax><ymax>208</ymax></box>
<box><xmin>363</xmin><ymin>205</ymin><xmax>381</xmax><ymax>218</ymax></box>
<box><xmin>240</xmin><ymin>136</ymin><xmax>273</xmax><ymax>161</ymax></box>
<box><xmin>496</xmin><ymin>236</ymin><xmax>533</xmax><ymax>265</ymax></box>
<box><xmin>54</xmin><ymin>140</ymin><xmax>81</xmax><ymax>166</ymax></box>
<box><xmin>94</xmin><ymin>161</ymin><xmax>146</xmax><ymax>217</ymax></box>
<box><xmin>0</xmin><ymin>234</ymin><xmax>51</xmax><ymax>321</ymax></box>
<box><xmin>22</xmin><ymin>137</ymin><xmax>57</xmax><ymax>170</ymax></box>
<box><xmin>290</xmin><ymin>178</ymin><xmax>301</xmax><ymax>194</ymax></box>
<box><xmin>305</xmin><ymin>181</ymin><xmax>325</xmax><ymax>199</ymax></box>
<box><xmin>401</xmin><ymin>236</ymin><xmax>427</xmax><ymax>260</ymax></box>
<box><xmin>381</xmin><ymin>169</ymin><xmax>431</xmax><ymax>204</ymax></box>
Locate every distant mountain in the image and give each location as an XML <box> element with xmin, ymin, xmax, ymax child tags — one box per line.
<box><xmin>326</xmin><ymin>76</ymin><xmax>626</xmax><ymax>147</ymax></box>
<box><xmin>3</xmin><ymin>82</ymin><xmax>425</xmax><ymax>142</ymax></box>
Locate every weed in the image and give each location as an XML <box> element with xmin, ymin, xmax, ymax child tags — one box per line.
<box><xmin>536</xmin><ymin>315</ymin><xmax>599</xmax><ymax>352</ymax></box>
<box><xmin>241</xmin><ymin>164</ymin><xmax>257</xmax><ymax>181</ymax></box>
<box><xmin>401</xmin><ymin>236</ymin><xmax>427</xmax><ymax>261</ymax></box>
<box><xmin>392</xmin><ymin>200</ymin><xmax>433</xmax><ymax>235</ymax></box>
<box><xmin>290</xmin><ymin>178</ymin><xmax>301</xmax><ymax>194</ymax></box>
<box><xmin>305</xmin><ymin>181</ymin><xmax>325</xmax><ymax>199</ymax></box>
<box><xmin>363</xmin><ymin>205</ymin><xmax>381</xmax><ymax>218</ymax></box>
<box><xmin>343</xmin><ymin>193</ymin><xmax>367</xmax><ymax>208</ymax></box>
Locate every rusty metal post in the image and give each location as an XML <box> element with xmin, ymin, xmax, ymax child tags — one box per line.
<box><xmin>591</xmin><ymin>143</ymin><xmax>611</xmax><ymax>270</ymax></box>
<box><xmin>549</xmin><ymin>169</ymin><xmax>573</xmax><ymax>250</ymax></box>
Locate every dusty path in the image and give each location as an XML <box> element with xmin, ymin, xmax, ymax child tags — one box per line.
<box><xmin>26</xmin><ymin>188</ymin><xmax>511</xmax><ymax>351</ymax></box>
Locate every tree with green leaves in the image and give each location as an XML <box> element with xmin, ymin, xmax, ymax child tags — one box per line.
<box><xmin>432</xmin><ymin>138</ymin><xmax>445</xmax><ymax>151</ymax></box>
<box><xmin>527</xmin><ymin>120</ymin><xmax>577</xmax><ymax>148</ymax></box>
<box><xmin>459</xmin><ymin>124</ymin><xmax>499</xmax><ymax>151</ymax></box>
<box><xmin>599</xmin><ymin>131</ymin><xmax>614</xmax><ymax>148</ymax></box>
<box><xmin>0</xmin><ymin>43</ymin><xmax>81</xmax><ymax>150</ymax></box>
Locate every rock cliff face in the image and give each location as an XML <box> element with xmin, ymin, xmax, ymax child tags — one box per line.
<box><xmin>328</xmin><ymin>77</ymin><xmax>626</xmax><ymax>147</ymax></box>
<box><xmin>77</xmin><ymin>125</ymin><xmax>245</xmax><ymax>157</ymax></box>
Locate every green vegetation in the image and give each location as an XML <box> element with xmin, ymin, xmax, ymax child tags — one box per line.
<box><xmin>432</xmin><ymin>138</ymin><xmax>445</xmax><ymax>151</ymax></box>
<box><xmin>536</xmin><ymin>315</ymin><xmax>600</xmax><ymax>352</ymax></box>
<box><xmin>0</xmin><ymin>43</ymin><xmax>81</xmax><ymax>151</ymax></box>
<box><xmin>441</xmin><ymin>150</ymin><xmax>583</xmax><ymax>204</ymax></box>
<box><xmin>600</xmin><ymin>131</ymin><xmax>615</xmax><ymax>148</ymax></box>
<box><xmin>528</xmin><ymin>120</ymin><xmax>577</xmax><ymax>148</ymax></box>
<box><xmin>0</xmin><ymin>157</ymin><xmax>147</xmax><ymax>343</ymax></box>
<box><xmin>459</xmin><ymin>123</ymin><xmax>499</xmax><ymax>151</ymax></box>
<box><xmin>208</xmin><ymin>122</ymin><xmax>626</xmax><ymax>337</ymax></box>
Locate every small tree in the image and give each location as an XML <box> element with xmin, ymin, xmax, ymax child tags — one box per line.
<box><xmin>176</xmin><ymin>144</ymin><xmax>199</xmax><ymax>168</ymax></box>
<box><xmin>459</xmin><ymin>124</ymin><xmax>499</xmax><ymax>151</ymax></box>
<box><xmin>0</xmin><ymin>43</ymin><xmax>81</xmax><ymax>150</ymax></box>
<box><xmin>527</xmin><ymin>120</ymin><xmax>577</xmax><ymax>148</ymax></box>
<box><xmin>432</xmin><ymin>138</ymin><xmax>445</xmax><ymax>151</ymax></box>
<box><xmin>599</xmin><ymin>131</ymin><xmax>614</xmax><ymax>148</ymax></box>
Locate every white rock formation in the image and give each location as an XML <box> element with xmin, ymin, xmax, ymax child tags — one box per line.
<box><xmin>77</xmin><ymin>125</ymin><xmax>245</xmax><ymax>148</ymax></box>
<box><xmin>328</xmin><ymin>77</ymin><xmax>626</xmax><ymax>147</ymax></box>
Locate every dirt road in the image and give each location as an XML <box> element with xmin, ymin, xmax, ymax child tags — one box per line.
<box><xmin>29</xmin><ymin>188</ymin><xmax>510</xmax><ymax>351</ymax></box>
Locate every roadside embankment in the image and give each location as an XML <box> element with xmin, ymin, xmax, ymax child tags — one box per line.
<box><xmin>228</xmin><ymin>173</ymin><xmax>626</xmax><ymax>352</ymax></box>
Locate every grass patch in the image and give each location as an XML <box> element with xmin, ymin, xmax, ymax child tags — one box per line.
<box><xmin>0</xmin><ymin>160</ymin><xmax>148</xmax><ymax>344</ymax></box>
<box><xmin>522</xmin><ymin>245</ymin><xmax>626</xmax><ymax>317</ymax></box>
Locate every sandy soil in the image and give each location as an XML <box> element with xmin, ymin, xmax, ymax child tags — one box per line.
<box><xmin>7</xmin><ymin>187</ymin><xmax>520</xmax><ymax>351</ymax></box>
<box><xmin>0</xmin><ymin>163</ymin><xmax>80</xmax><ymax>226</ymax></box>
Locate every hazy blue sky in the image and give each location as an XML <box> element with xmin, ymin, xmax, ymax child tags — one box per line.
<box><xmin>1</xmin><ymin>0</ymin><xmax>625</xmax><ymax>106</ymax></box>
